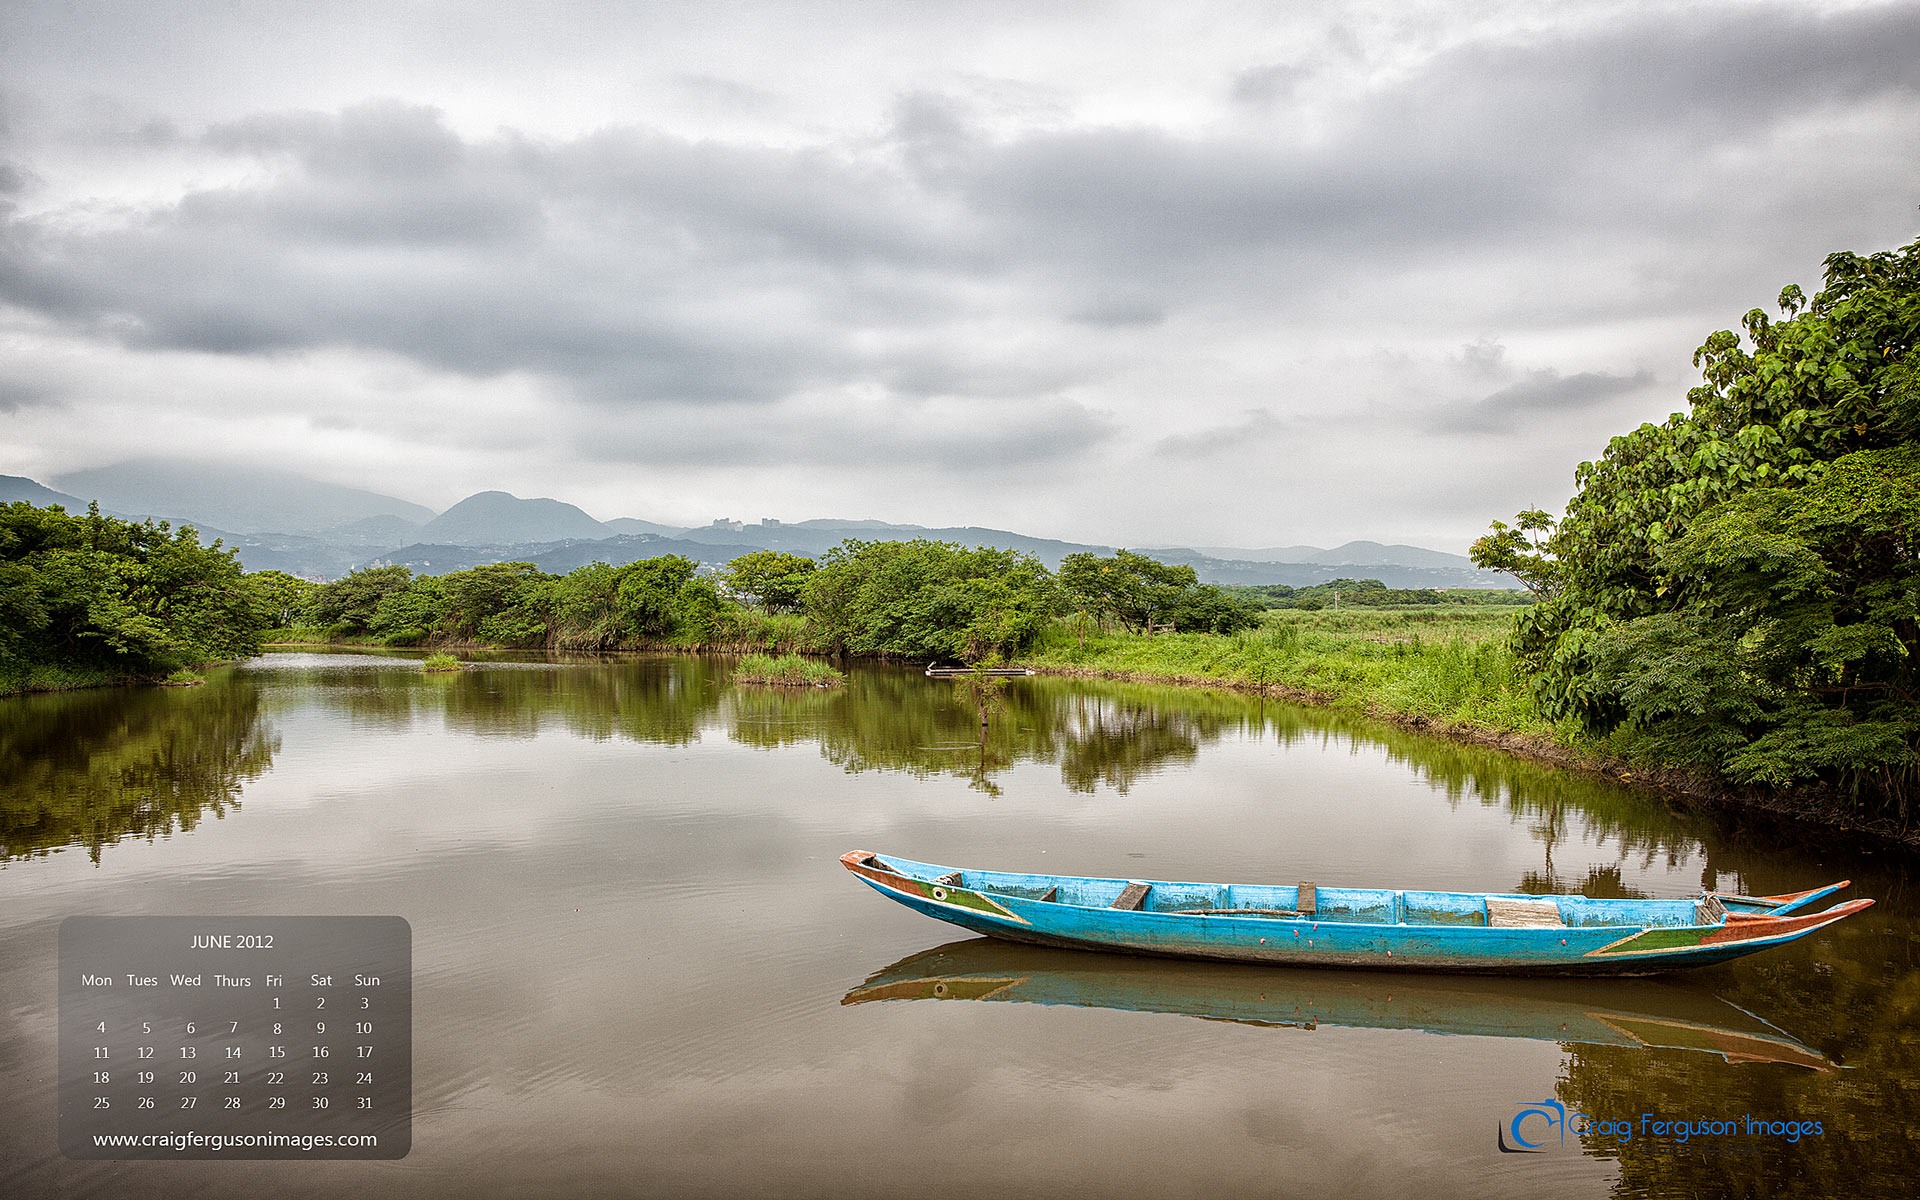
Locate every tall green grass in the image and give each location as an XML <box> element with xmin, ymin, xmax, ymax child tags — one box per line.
<box><xmin>1025</xmin><ymin>607</ymin><xmax>1552</xmax><ymax>735</ymax></box>
<box><xmin>735</xmin><ymin>653</ymin><xmax>845</xmax><ymax>687</ymax></box>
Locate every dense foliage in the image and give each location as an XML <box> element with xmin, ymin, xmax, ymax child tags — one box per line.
<box><xmin>0</xmin><ymin>502</ymin><xmax>267</xmax><ymax>692</ymax></box>
<box><xmin>261</xmin><ymin>540</ymin><xmax>1281</xmax><ymax>666</ymax></box>
<box><xmin>1058</xmin><ymin>550</ymin><xmax>1264</xmax><ymax>634</ymax></box>
<box><xmin>802</xmin><ymin>539</ymin><xmax>1060</xmax><ymax>661</ymax></box>
<box><xmin>304</xmin><ymin>555</ymin><xmax>735</xmax><ymax>649</ymax></box>
<box><xmin>1475</xmin><ymin>235</ymin><xmax>1920</xmax><ymax>822</ymax></box>
<box><xmin>721</xmin><ymin>550</ymin><xmax>817</xmax><ymax>613</ymax></box>
<box><xmin>1230</xmin><ymin>579</ymin><xmax>1532</xmax><ymax>610</ymax></box>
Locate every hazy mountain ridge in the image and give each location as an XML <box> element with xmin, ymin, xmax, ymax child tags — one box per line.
<box><xmin>6</xmin><ymin>462</ymin><xmax>1521</xmax><ymax>588</ymax></box>
<box><xmin>1173</xmin><ymin>540</ymin><xmax>1478</xmax><ymax>570</ymax></box>
<box><xmin>52</xmin><ymin>459</ymin><xmax>434</xmax><ymax>534</ymax></box>
<box><xmin>420</xmin><ymin>490</ymin><xmax>612</xmax><ymax>545</ymax></box>
<box><xmin>1</xmin><ymin>475</ymin><xmax>89</xmax><ymax>511</ymax></box>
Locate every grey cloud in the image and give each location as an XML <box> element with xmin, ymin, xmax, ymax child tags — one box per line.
<box><xmin>0</xmin><ymin>105</ymin><xmax>941</xmax><ymax>400</ymax></box>
<box><xmin>888</xmin><ymin>91</ymin><xmax>983</xmax><ymax>183</ymax></box>
<box><xmin>948</xmin><ymin>5</ymin><xmax>1920</xmax><ymax>311</ymax></box>
<box><xmin>60</xmin><ymin>95</ymin><xmax>185</xmax><ymax>148</ymax></box>
<box><xmin>565</xmin><ymin>122</ymin><xmax>987</xmax><ymax>273</ymax></box>
<box><xmin>1229</xmin><ymin>64</ymin><xmax>1308</xmax><ymax>108</ymax></box>
<box><xmin>1153</xmin><ymin>410</ymin><xmax>1285</xmax><ymax>459</ymax></box>
<box><xmin>1434</xmin><ymin>369</ymin><xmax>1656</xmax><ymax>434</ymax></box>
<box><xmin>672</xmin><ymin>75</ymin><xmax>777</xmax><ymax>113</ymax></box>
<box><xmin>192</xmin><ymin>102</ymin><xmax>542</xmax><ymax>246</ymax></box>
<box><xmin>573</xmin><ymin>397</ymin><xmax>1115</xmax><ymax>470</ymax></box>
<box><xmin>1430</xmin><ymin>5</ymin><xmax>1920</xmax><ymax>140</ymax></box>
<box><xmin>0</xmin><ymin>378</ymin><xmax>61</xmax><ymax>413</ymax></box>
<box><xmin>881</xmin><ymin>348</ymin><xmax>1093</xmax><ymax>402</ymax></box>
<box><xmin>0</xmin><ymin>3</ymin><xmax>1915</xmax><ymax>459</ymax></box>
<box><xmin>1453</xmin><ymin>339</ymin><xmax>1510</xmax><ymax>382</ymax></box>
<box><xmin>1068</xmin><ymin>298</ymin><xmax>1164</xmax><ymax>328</ymax></box>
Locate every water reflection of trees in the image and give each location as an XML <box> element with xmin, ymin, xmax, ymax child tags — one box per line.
<box><xmin>1555</xmin><ymin>951</ymin><xmax>1920</xmax><ymax>1198</ymax></box>
<box><xmin>278</xmin><ymin>655</ymin><xmax>727</xmax><ymax>746</ymax></box>
<box><xmin>0</xmin><ymin>680</ymin><xmax>277</xmax><ymax>863</ymax></box>
<box><xmin>275</xmin><ymin>655</ymin><xmax>1912</xmax><ymax>907</ymax></box>
<box><xmin>1055</xmin><ymin>693</ymin><xmax>1202</xmax><ymax>793</ymax></box>
<box><xmin>740</xmin><ymin>670</ymin><xmax>1223</xmax><ymax>797</ymax></box>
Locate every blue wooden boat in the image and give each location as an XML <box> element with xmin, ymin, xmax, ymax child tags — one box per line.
<box><xmin>844</xmin><ymin>939</ymin><xmax>1836</xmax><ymax>1069</ymax></box>
<box><xmin>841</xmin><ymin>850</ymin><xmax>1874</xmax><ymax>975</ymax></box>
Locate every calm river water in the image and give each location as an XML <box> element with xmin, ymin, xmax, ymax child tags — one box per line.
<box><xmin>2</xmin><ymin>652</ymin><xmax>1916</xmax><ymax>1199</ymax></box>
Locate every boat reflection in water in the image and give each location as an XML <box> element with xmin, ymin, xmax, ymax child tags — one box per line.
<box><xmin>844</xmin><ymin>939</ymin><xmax>1835</xmax><ymax>1071</ymax></box>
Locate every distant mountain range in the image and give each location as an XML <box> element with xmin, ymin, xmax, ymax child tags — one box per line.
<box><xmin>2</xmin><ymin>460</ymin><xmax>1521</xmax><ymax>589</ymax></box>
<box><xmin>53</xmin><ymin>460</ymin><xmax>437</xmax><ymax>534</ymax></box>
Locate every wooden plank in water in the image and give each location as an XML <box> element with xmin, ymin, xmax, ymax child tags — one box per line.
<box><xmin>924</xmin><ymin>667</ymin><xmax>1036</xmax><ymax>678</ymax></box>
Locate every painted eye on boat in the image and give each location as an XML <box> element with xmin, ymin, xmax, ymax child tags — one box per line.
<box><xmin>932</xmin><ymin>887</ymin><xmax>948</xmax><ymax>901</ymax></box>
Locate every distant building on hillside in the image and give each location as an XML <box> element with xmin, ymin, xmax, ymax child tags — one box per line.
<box><xmin>710</xmin><ymin>517</ymin><xmax>744</xmax><ymax>532</ymax></box>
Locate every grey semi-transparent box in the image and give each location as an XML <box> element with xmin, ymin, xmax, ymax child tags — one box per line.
<box><xmin>59</xmin><ymin>916</ymin><xmax>411</xmax><ymax>1160</ymax></box>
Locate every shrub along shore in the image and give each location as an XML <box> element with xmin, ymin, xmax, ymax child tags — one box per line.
<box><xmin>261</xmin><ymin>600</ymin><xmax>1909</xmax><ymax>843</ymax></box>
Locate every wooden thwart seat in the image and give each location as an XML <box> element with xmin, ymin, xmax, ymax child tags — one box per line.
<box><xmin>1297</xmin><ymin>882</ymin><xmax>1316</xmax><ymax>916</ymax></box>
<box><xmin>1486</xmin><ymin>897</ymin><xmax>1565</xmax><ymax>928</ymax></box>
<box><xmin>1112</xmin><ymin>882</ymin><xmax>1151</xmax><ymax>911</ymax></box>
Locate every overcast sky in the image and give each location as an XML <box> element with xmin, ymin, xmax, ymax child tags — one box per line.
<box><xmin>2</xmin><ymin>1</ymin><xmax>1916</xmax><ymax>550</ymax></box>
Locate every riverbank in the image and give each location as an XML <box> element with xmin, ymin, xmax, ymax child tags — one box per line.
<box><xmin>1029</xmin><ymin>607</ymin><xmax>1543</xmax><ymax>728</ymax></box>
<box><xmin>1022</xmin><ymin>612</ymin><xmax>1918</xmax><ymax>847</ymax></box>
<box><xmin>260</xmin><ymin>609</ymin><xmax>1917</xmax><ymax>847</ymax></box>
<box><xmin>0</xmin><ymin>663</ymin><xmax>139</xmax><ymax>695</ymax></box>
<box><xmin>1</xmin><ymin>663</ymin><xmax>216</xmax><ymax>695</ymax></box>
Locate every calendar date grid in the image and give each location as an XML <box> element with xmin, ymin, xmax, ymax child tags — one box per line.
<box><xmin>59</xmin><ymin>916</ymin><xmax>412</xmax><ymax>1160</ymax></box>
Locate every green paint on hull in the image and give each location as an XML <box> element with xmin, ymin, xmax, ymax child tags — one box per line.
<box><xmin>1590</xmin><ymin>927</ymin><xmax>1711</xmax><ymax>956</ymax></box>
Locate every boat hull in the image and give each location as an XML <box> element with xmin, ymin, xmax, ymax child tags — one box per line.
<box><xmin>842</xmin><ymin>851</ymin><xmax>1873</xmax><ymax>976</ymax></box>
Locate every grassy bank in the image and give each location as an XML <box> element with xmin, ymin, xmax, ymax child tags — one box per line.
<box><xmin>1027</xmin><ymin>607</ymin><xmax>1553</xmax><ymax>735</ymax></box>
<box><xmin>153</xmin><ymin>607</ymin><xmax>1920</xmax><ymax>843</ymax></box>
<box><xmin>0</xmin><ymin>663</ymin><xmax>144</xmax><ymax>695</ymax></box>
<box><xmin>1023</xmin><ymin>609</ymin><xmax>1920</xmax><ymax>843</ymax></box>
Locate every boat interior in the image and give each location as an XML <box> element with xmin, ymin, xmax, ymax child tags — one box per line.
<box><xmin>869</xmin><ymin>857</ymin><xmax>1711</xmax><ymax>929</ymax></box>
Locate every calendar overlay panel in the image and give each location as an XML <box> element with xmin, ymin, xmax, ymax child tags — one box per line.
<box><xmin>59</xmin><ymin>916</ymin><xmax>412</xmax><ymax>1160</ymax></box>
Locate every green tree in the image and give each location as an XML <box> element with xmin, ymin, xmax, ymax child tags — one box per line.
<box><xmin>367</xmin><ymin>575</ymin><xmax>448</xmax><ymax>645</ymax></box>
<box><xmin>614</xmin><ymin>555</ymin><xmax>701</xmax><ymax>639</ymax></box>
<box><xmin>802</xmin><ymin>539</ymin><xmax>1059</xmax><ymax>661</ymax></box>
<box><xmin>723</xmin><ymin>550</ymin><xmax>817</xmax><ymax>613</ymax></box>
<box><xmin>1474</xmin><ymin>234</ymin><xmax>1920</xmax><ymax>821</ymax></box>
<box><xmin>0</xmin><ymin>502</ymin><xmax>265</xmax><ymax>690</ymax></box>
<box><xmin>438</xmin><ymin>562</ymin><xmax>551</xmax><ymax>646</ymax></box>
<box><xmin>1589</xmin><ymin>446</ymin><xmax>1918</xmax><ymax>812</ymax></box>
<box><xmin>1059</xmin><ymin>549</ymin><xmax>1214</xmax><ymax>632</ymax></box>
<box><xmin>549</xmin><ymin>562</ymin><xmax>626</xmax><ymax>649</ymax></box>
<box><xmin>670</xmin><ymin>574</ymin><xmax>731</xmax><ymax>642</ymax></box>
<box><xmin>243</xmin><ymin>569</ymin><xmax>320</xmax><ymax>628</ymax></box>
<box><xmin>1169</xmin><ymin>584</ymin><xmax>1264</xmax><ymax>634</ymax></box>
<box><xmin>311</xmin><ymin>566</ymin><xmax>415</xmax><ymax>634</ymax></box>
